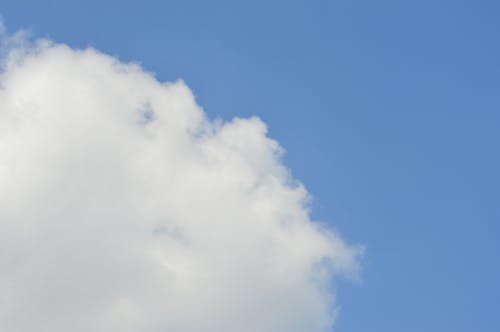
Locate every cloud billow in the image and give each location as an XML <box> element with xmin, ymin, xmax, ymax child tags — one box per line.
<box><xmin>0</xmin><ymin>25</ymin><xmax>362</xmax><ymax>332</ymax></box>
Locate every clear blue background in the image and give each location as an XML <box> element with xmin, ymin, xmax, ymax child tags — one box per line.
<box><xmin>2</xmin><ymin>1</ymin><xmax>499</xmax><ymax>331</ymax></box>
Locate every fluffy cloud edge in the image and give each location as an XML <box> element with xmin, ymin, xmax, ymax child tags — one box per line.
<box><xmin>0</xmin><ymin>19</ymin><xmax>363</xmax><ymax>332</ymax></box>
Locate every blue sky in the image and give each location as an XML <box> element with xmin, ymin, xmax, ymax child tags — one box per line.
<box><xmin>2</xmin><ymin>1</ymin><xmax>499</xmax><ymax>331</ymax></box>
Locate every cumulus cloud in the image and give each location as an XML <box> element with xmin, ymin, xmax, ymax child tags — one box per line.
<box><xmin>0</xmin><ymin>22</ymin><xmax>362</xmax><ymax>332</ymax></box>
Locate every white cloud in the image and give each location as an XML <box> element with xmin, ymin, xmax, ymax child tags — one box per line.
<box><xmin>0</xmin><ymin>24</ymin><xmax>362</xmax><ymax>332</ymax></box>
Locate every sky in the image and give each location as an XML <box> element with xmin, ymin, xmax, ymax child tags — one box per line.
<box><xmin>1</xmin><ymin>1</ymin><xmax>499</xmax><ymax>331</ymax></box>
